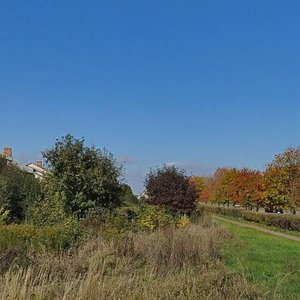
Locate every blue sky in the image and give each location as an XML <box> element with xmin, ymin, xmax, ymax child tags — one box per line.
<box><xmin>1</xmin><ymin>1</ymin><xmax>300</xmax><ymax>193</ymax></box>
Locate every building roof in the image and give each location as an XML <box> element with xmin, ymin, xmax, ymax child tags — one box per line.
<box><xmin>1</xmin><ymin>149</ymin><xmax>47</xmax><ymax>179</ymax></box>
<box><xmin>0</xmin><ymin>153</ymin><xmax>34</xmax><ymax>174</ymax></box>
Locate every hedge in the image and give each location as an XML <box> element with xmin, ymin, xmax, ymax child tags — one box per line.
<box><xmin>198</xmin><ymin>204</ymin><xmax>300</xmax><ymax>232</ymax></box>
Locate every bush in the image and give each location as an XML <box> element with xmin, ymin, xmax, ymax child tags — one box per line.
<box><xmin>177</xmin><ymin>214</ymin><xmax>190</xmax><ymax>228</ymax></box>
<box><xmin>27</xmin><ymin>188</ymin><xmax>68</xmax><ymax>226</ymax></box>
<box><xmin>136</xmin><ymin>204</ymin><xmax>176</xmax><ymax>231</ymax></box>
<box><xmin>101</xmin><ymin>204</ymin><xmax>177</xmax><ymax>235</ymax></box>
<box><xmin>198</xmin><ymin>204</ymin><xmax>300</xmax><ymax>231</ymax></box>
<box><xmin>0</xmin><ymin>207</ymin><xmax>9</xmax><ymax>225</ymax></box>
<box><xmin>145</xmin><ymin>165</ymin><xmax>197</xmax><ymax>214</ymax></box>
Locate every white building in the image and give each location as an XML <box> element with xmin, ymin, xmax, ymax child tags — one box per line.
<box><xmin>26</xmin><ymin>161</ymin><xmax>47</xmax><ymax>179</ymax></box>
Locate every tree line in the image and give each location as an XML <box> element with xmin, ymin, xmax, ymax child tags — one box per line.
<box><xmin>191</xmin><ymin>148</ymin><xmax>300</xmax><ymax>213</ymax></box>
<box><xmin>1</xmin><ymin>135</ymin><xmax>300</xmax><ymax>224</ymax></box>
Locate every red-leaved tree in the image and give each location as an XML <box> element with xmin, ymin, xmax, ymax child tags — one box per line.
<box><xmin>145</xmin><ymin>165</ymin><xmax>197</xmax><ymax>214</ymax></box>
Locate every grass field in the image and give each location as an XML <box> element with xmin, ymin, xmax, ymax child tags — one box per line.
<box><xmin>217</xmin><ymin>218</ymin><xmax>300</xmax><ymax>299</ymax></box>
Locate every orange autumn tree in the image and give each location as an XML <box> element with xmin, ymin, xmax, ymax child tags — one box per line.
<box><xmin>231</xmin><ymin>168</ymin><xmax>264</xmax><ymax>211</ymax></box>
<box><xmin>200</xmin><ymin>177</ymin><xmax>216</xmax><ymax>203</ymax></box>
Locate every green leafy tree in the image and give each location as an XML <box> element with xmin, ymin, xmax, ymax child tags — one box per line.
<box><xmin>120</xmin><ymin>184</ymin><xmax>138</xmax><ymax>204</ymax></box>
<box><xmin>42</xmin><ymin>134</ymin><xmax>123</xmax><ymax>218</ymax></box>
<box><xmin>145</xmin><ymin>165</ymin><xmax>197</xmax><ymax>214</ymax></box>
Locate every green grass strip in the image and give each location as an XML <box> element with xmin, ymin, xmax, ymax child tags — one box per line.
<box><xmin>217</xmin><ymin>218</ymin><xmax>300</xmax><ymax>299</ymax></box>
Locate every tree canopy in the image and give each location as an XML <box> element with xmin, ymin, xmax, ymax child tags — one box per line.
<box><xmin>145</xmin><ymin>165</ymin><xmax>197</xmax><ymax>214</ymax></box>
<box><xmin>42</xmin><ymin>134</ymin><xmax>123</xmax><ymax>218</ymax></box>
<box><xmin>264</xmin><ymin>147</ymin><xmax>300</xmax><ymax>212</ymax></box>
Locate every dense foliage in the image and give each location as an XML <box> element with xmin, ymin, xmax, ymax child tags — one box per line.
<box><xmin>196</xmin><ymin>147</ymin><xmax>300</xmax><ymax>213</ymax></box>
<box><xmin>0</xmin><ymin>156</ymin><xmax>41</xmax><ymax>222</ymax></box>
<box><xmin>119</xmin><ymin>183</ymin><xmax>138</xmax><ymax>204</ymax></box>
<box><xmin>145</xmin><ymin>165</ymin><xmax>197</xmax><ymax>214</ymax></box>
<box><xmin>42</xmin><ymin>134</ymin><xmax>123</xmax><ymax>218</ymax></box>
<box><xmin>264</xmin><ymin>147</ymin><xmax>300</xmax><ymax>213</ymax></box>
<box><xmin>231</xmin><ymin>168</ymin><xmax>264</xmax><ymax>211</ymax></box>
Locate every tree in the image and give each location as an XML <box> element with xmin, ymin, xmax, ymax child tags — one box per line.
<box><xmin>200</xmin><ymin>177</ymin><xmax>216</xmax><ymax>203</ymax></box>
<box><xmin>231</xmin><ymin>168</ymin><xmax>264</xmax><ymax>211</ymax></box>
<box><xmin>264</xmin><ymin>166</ymin><xmax>289</xmax><ymax>210</ymax></box>
<box><xmin>213</xmin><ymin>168</ymin><xmax>237</xmax><ymax>207</ymax></box>
<box><xmin>120</xmin><ymin>184</ymin><xmax>138</xmax><ymax>204</ymax></box>
<box><xmin>42</xmin><ymin>134</ymin><xmax>123</xmax><ymax>218</ymax></box>
<box><xmin>264</xmin><ymin>147</ymin><xmax>300</xmax><ymax>213</ymax></box>
<box><xmin>189</xmin><ymin>176</ymin><xmax>206</xmax><ymax>202</ymax></box>
<box><xmin>145</xmin><ymin>165</ymin><xmax>197</xmax><ymax>214</ymax></box>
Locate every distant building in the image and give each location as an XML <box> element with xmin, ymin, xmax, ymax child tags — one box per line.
<box><xmin>137</xmin><ymin>190</ymin><xmax>149</xmax><ymax>200</ymax></box>
<box><xmin>1</xmin><ymin>147</ymin><xmax>47</xmax><ymax>179</ymax></box>
<box><xmin>27</xmin><ymin>161</ymin><xmax>47</xmax><ymax>179</ymax></box>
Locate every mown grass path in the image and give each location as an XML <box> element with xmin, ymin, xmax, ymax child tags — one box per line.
<box><xmin>216</xmin><ymin>216</ymin><xmax>300</xmax><ymax>299</ymax></box>
<box><xmin>214</xmin><ymin>215</ymin><xmax>300</xmax><ymax>242</ymax></box>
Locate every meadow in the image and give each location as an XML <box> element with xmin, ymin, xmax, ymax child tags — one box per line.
<box><xmin>0</xmin><ymin>216</ymin><xmax>265</xmax><ymax>300</ymax></box>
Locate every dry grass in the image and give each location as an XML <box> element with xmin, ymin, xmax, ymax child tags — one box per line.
<box><xmin>0</xmin><ymin>219</ymin><xmax>264</xmax><ymax>300</ymax></box>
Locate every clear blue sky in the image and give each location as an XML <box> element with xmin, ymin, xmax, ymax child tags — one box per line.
<box><xmin>1</xmin><ymin>1</ymin><xmax>300</xmax><ymax>193</ymax></box>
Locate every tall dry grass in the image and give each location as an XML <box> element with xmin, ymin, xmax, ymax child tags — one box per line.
<box><xmin>0</xmin><ymin>219</ymin><xmax>263</xmax><ymax>300</ymax></box>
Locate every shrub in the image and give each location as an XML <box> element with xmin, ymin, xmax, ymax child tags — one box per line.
<box><xmin>0</xmin><ymin>207</ymin><xmax>9</xmax><ymax>225</ymax></box>
<box><xmin>101</xmin><ymin>204</ymin><xmax>177</xmax><ymax>235</ymax></box>
<box><xmin>177</xmin><ymin>214</ymin><xmax>190</xmax><ymax>228</ymax></box>
<box><xmin>27</xmin><ymin>188</ymin><xmax>68</xmax><ymax>226</ymax></box>
<box><xmin>145</xmin><ymin>165</ymin><xmax>197</xmax><ymax>214</ymax></box>
<box><xmin>136</xmin><ymin>204</ymin><xmax>176</xmax><ymax>231</ymax></box>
